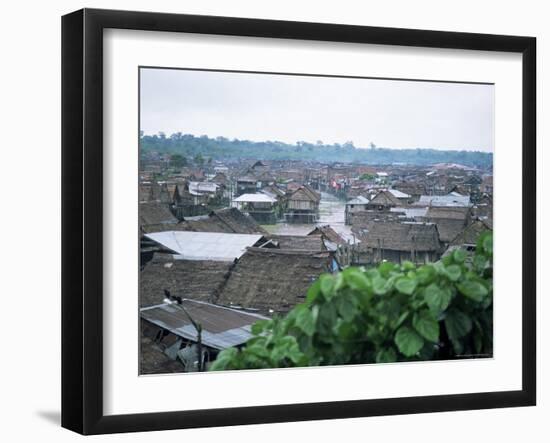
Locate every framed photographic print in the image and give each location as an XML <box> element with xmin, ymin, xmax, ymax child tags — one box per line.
<box><xmin>61</xmin><ymin>8</ymin><xmax>536</xmax><ymax>435</ymax></box>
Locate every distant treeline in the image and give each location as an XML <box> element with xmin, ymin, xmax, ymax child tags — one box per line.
<box><xmin>140</xmin><ymin>133</ymin><xmax>493</xmax><ymax>168</ymax></box>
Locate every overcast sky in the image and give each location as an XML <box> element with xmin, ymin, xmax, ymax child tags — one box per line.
<box><xmin>140</xmin><ymin>68</ymin><xmax>494</xmax><ymax>152</ymax></box>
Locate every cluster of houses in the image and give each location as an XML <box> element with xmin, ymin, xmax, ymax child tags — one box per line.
<box><xmin>139</xmin><ymin>156</ymin><xmax>493</xmax><ymax>373</ymax></box>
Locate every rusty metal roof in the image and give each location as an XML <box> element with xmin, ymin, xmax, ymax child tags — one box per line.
<box><xmin>140</xmin><ymin>300</ymin><xmax>268</xmax><ymax>350</ymax></box>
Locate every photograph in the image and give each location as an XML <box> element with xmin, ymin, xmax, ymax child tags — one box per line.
<box><xmin>138</xmin><ymin>67</ymin><xmax>494</xmax><ymax>374</ymax></box>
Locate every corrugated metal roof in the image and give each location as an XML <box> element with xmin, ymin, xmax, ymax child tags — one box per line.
<box><xmin>391</xmin><ymin>206</ymin><xmax>428</xmax><ymax>218</ymax></box>
<box><xmin>346</xmin><ymin>196</ymin><xmax>370</xmax><ymax>205</ymax></box>
<box><xmin>388</xmin><ymin>189</ymin><xmax>411</xmax><ymax>199</ymax></box>
<box><xmin>140</xmin><ymin>300</ymin><xmax>268</xmax><ymax>350</ymax></box>
<box><xmin>418</xmin><ymin>194</ymin><xmax>471</xmax><ymax>207</ymax></box>
<box><xmin>233</xmin><ymin>193</ymin><xmax>276</xmax><ymax>203</ymax></box>
<box><xmin>145</xmin><ymin>231</ymin><xmax>263</xmax><ymax>261</ymax></box>
<box><xmin>189</xmin><ymin>181</ymin><xmax>218</xmax><ymax>193</ymax></box>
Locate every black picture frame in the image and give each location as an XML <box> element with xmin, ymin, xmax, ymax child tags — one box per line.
<box><xmin>61</xmin><ymin>8</ymin><xmax>537</xmax><ymax>435</ymax></box>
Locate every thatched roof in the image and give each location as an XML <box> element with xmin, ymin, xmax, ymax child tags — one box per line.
<box><xmin>450</xmin><ymin>219</ymin><xmax>493</xmax><ymax>246</ymax></box>
<box><xmin>302</xmin><ymin>184</ymin><xmax>322</xmax><ymax>202</ymax></box>
<box><xmin>210</xmin><ymin>208</ymin><xmax>267</xmax><ymax>234</ymax></box>
<box><xmin>308</xmin><ymin>225</ymin><xmax>346</xmax><ymax>245</ymax></box>
<box><xmin>266</xmin><ymin>234</ymin><xmax>326</xmax><ymax>251</ymax></box>
<box><xmin>425</xmin><ymin>206</ymin><xmax>471</xmax><ymax>220</ymax></box>
<box><xmin>217</xmin><ymin>247</ymin><xmax>333</xmax><ymax>314</ymax></box>
<box><xmin>176</xmin><ymin>208</ymin><xmax>267</xmax><ymax>234</ymax></box>
<box><xmin>367</xmin><ymin>190</ymin><xmax>401</xmax><ymax>207</ymax></box>
<box><xmin>139</xmin><ymin>253</ymin><xmax>234</xmax><ymax>307</ymax></box>
<box><xmin>364</xmin><ymin>222</ymin><xmax>441</xmax><ymax>252</ymax></box>
<box><xmin>139</xmin><ymin>202</ymin><xmax>180</xmax><ymax>233</ymax></box>
<box><xmin>350</xmin><ymin>210</ymin><xmax>404</xmax><ymax>231</ymax></box>
<box><xmin>424</xmin><ymin>206</ymin><xmax>471</xmax><ymax>243</ymax></box>
<box><xmin>288</xmin><ymin>186</ymin><xmax>320</xmax><ymax>203</ymax></box>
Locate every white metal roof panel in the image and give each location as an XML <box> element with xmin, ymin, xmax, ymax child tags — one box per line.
<box><xmin>233</xmin><ymin>193</ymin><xmax>276</xmax><ymax>203</ymax></box>
<box><xmin>145</xmin><ymin>231</ymin><xmax>263</xmax><ymax>261</ymax></box>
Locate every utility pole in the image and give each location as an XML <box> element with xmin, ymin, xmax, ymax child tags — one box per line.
<box><xmin>163</xmin><ymin>290</ymin><xmax>204</xmax><ymax>372</ymax></box>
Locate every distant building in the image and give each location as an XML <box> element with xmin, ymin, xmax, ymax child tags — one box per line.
<box><xmin>365</xmin><ymin>190</ymin><xmax>401</xmax><ymax>210</ymax></box>
<box><xmin>235</xmin><ymin>175</ymin><xmax>259</xmax><ymax>196</ymax></box>
<box><xmin>345</xmin><ymin>196</ymin><xmax>369</xmax><ymax>224</ymax></box>
<box><xmin>233</xmin><ymin>193</ymin><xmax>278</xmax><ymax>224</ymax></box>
<box><xmin>284</xmin><ymin>185</ymin><xmax>321</xmax><ymax>223</ymax></box>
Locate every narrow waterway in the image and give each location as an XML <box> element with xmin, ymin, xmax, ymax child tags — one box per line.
<box><xmin>262</xmin><ymin>192</ymin><xmax>355</xmax><ymax>242</ymax></box>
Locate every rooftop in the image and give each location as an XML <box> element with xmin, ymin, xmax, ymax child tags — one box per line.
<box><xmin>233</xmin><ymin>193</ymin><xmax>277</xmax><ymax>203</ymax></box>
<box><xmin>144</xmin><ymin>231</ymin><xmax>265</xmax><ymax>261</ymax></box>
<box><xmin>140</xmin><ymin>300</ymin><xmax>268</xmax><ymax>350</ymax></box>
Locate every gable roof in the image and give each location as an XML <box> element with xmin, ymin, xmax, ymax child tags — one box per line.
<box><xmin>217</xmin><ymin>247</ymin><xmax>333</xmax><ymax>314</ymax></box>
<box><xmin>450</xmin><ymin>219</ymin><xmax>493</xmax><ymax>246</ymax></box>
<box><xmin>368</xmin><ymin>190</ymin><xmax>401</xmax><ymax>207</ymax></box>
<box><xmin>364</xmin><ymin>222</ymin><xmax>441</xmax><ymax>252</ymax></box>
<box><xmin>307</xmin><ymin>225</ymin><xmax>346</xmax><ymax>245</ymax></box>
<box><xmin>139</xmin><ymin>202</ymin><xmax>180</xmax><ymax>233</ymax></box>
<box><xmin>424</xmin><ymin>206</ymin><xmax>471</xmax><ymax>242</ymax></box>
<box><xmin>209</xmin><ymin>208</ymin><xmax>267</xmax><ymax>234</ymax></box>
<box><xmin>288</xmin><ymin>186</ymin><xmax>321</xmax><ymax>202</ymax></box>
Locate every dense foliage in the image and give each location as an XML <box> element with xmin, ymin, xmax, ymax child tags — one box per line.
<box><xmin>210</xmin><ymin>232</ymin><xmax>493</xmax><ymax>370</ymax></box>
<box><xmin>140</xmin><ymin>133</ymin><xmax>493</xmax><ymax>168</ymax></box>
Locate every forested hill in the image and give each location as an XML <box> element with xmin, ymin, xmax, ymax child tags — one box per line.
<box><xmin>140</xmin><ymin>133</ymin><xmax>493</xmax><ymax>168</ymax></box>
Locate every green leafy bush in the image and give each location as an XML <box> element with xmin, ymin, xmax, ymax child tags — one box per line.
<box><xmin>210</xmin><ymin>232</ymin><xmax>493</xmax><ymax>371</ymax></box>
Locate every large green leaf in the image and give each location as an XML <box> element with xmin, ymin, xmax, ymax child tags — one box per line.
<box><xmin>444</xmin><ymin>264</ymin><xmax>462</xmax><ymax>282</ymax></box>
<box><xmin>343</xmin><ymin>268</ymin><xmax>371</xmax><ymax>292</ymax></box>
<box><xmin>394</xmin><ymin>326</ymin><xmax>424</xmax><ymax>357</ymax></box>
<box><xmin>424</xmin><ymin>283</ymin><xmax>452</xmax><ymax>314</ymax></box>
<box><xmin>395</xmin><ymin>277</ymin><xmax>417</xmax><ymax>295</ymax></box>
<box><xmin>336</xmin><ymin>296</ymin><xmax>357</xmax><ymax>322</ymax></box>
<box><xmin>372</xmin><ymin>276</ymin><xmax>392</xmax><ymax>295</ymax></box>
<box><xmin>452</xmin><ymin>248</ymin><xmax>467</xmax><ymax>263</ymax></box>
<box><xmin>457</xmin><ymin>280</ymin><xmax>488</xmax><ymax>302</ymax></box>
<box><xmin>413</xmin><ymin>310</ymin><xmax>440</xmax><ymax>342</ymax></box>
<box><xmin>417</xmin><ymin>264</ymin><xmax>436</xmax><ymax>285</ymax></box>
<box><xmin>295</xmin><ymin>305</ymin><xmax>317</xmax><ymax>336</ymax></box>
<box><xmin>445</xmin><ymin>308</ymin><xmax>473</xmax><ymax>341</ymax></box>
<box><xmin>319</xmin><ymin>274</ymin><xmax>335</xmax><ymax>299</ymax></box>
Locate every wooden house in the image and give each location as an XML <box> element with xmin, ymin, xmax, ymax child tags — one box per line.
<box><xmin>235</xmin><ymin>175</ymin><xmax>259</xmax><ymax>196</ymax></box>
<box><xmin>233</xmin><ymin>193</ymin><xmax>278</xmax><ymax>224</ymax></box>
<box><xmin>365</xmin><ymin>190</ymin><xmax>401</xmax><ymax>210</ymax></box>
<box><xmin>345</xmin><ymin>196</ymin><xmax>369</xmax><ymax>224</ymax></box>
<box><xmin>284</xmin><ymin>185</ymin><xmax>321</xmax><ymax>223</ymax></box>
